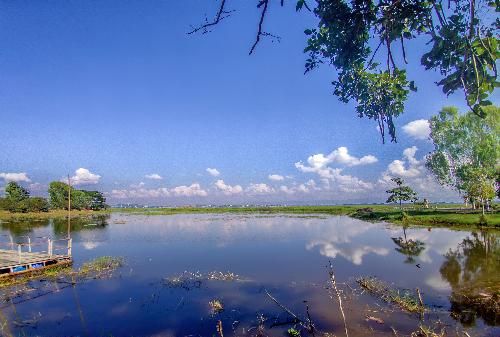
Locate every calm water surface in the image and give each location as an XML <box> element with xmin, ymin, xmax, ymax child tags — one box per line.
<box><xmin>0</xmin><ymin>213</ymin><xmax>498</xmax><ymax>336</ymax></box>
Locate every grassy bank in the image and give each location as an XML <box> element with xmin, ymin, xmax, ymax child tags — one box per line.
<box><xmin>353</xmin><ymin>207</ymin><xmax>500</xmax><ymax>228</ymax></box>
<box><xmin>1</xmin><ymin>205</ymin><xmax>498</xmax><ymax>228</ymax></box>
<box><xmin>112</xmin><ymin>204</ymin><xmax>499</xmax><ymax>228</ymax></box>
<box><xmin>0</xmin><ymin>209</ymin><xmax>110</xmax><ymax>221</ymax></box>
<box><xmin>110</xmin><ymin>205</ymin><xmax>394</xmax><ymax>216</ymax></box>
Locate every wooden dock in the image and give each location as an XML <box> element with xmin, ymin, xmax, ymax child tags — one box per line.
<box><xmin>0</xmin><ymin>237</ymin><xmax>72</xmax><ymax>277</ymax></box>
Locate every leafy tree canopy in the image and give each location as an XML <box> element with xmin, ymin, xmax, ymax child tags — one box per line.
<box><xmin>426</xmin><ymin>105</ymin><xmax>499</xmax><ymax>206</ymax></box>
<box><xmin>5</xmin><ymin>182</ymin><xmax>30</xmax><ymax>203</ymax></box>
<box><xmin>49</xmin><ymin>181</ymin><xmax>108</xmax><ymax>211</ymax></box>
<box><xmin>191</xmin><ymin>0</ymin><xmax>499</xmax><ymax>142</ymax></box>
<box><xmin>386</xmin><ymin>177</ymin><xmax>418</xmax><ymax>207</ymax></box>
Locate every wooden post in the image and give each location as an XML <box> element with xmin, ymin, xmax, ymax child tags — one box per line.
<box><xmin>18</xmin><ymin>244</ymin><xmax>22</xmax><ymax>263</ymax></box>
<box><xmin>68</xmin><ymin>175</ymin><xmax>72</xmax><ymax>238</ymax></box>
<box><xmin>28</xmin><ymin>236</ymin><xmax>32</xmax><ymax>253</ymax></box>
<box><xmin>9</xmin><ymin>235</ymin><xmax>13</xmax><ymax>250</ymax></box>
<box><xmin>68</xmin><ymin>238</ymin><xmax>72</xmax><ymax>257</ymax></box>
<box><xmin>48</xmin><ymin>238</ymin><xmax>53</xmax><ymax>257</ymax></box>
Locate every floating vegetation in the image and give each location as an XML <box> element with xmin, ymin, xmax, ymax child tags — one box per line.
<box><xmin>163</xmin><ymin>271</ymin><xmax>244</xmax><ymax>290</ymax></box>
<box><xmin>449</xmin><ymin>289</ymin><xmax>500</xmax><ymax>325</ymax></box>
<box><xmin>287</xmin><ymin>327</ymin><xmax>301</xmax><ymax>336</ymax></box>
<box><xmin>79</xmin><ymin>256</ymin><xmax>124</xmax><ymax>277</ymax></box>
<box><xmin>410</xmin><ymin>324</ymin><xmax>445</xmax><ymax>337</ymax></box>
<box><xmin>209</xmin><ymin>299</ymin><xmax>224</xmax><ymax>314</ymax></box>
<box><xmin>357</xmin><ymin>277</ymin><xmax>425</xmax><ymax>313</ymax></box>
<box><xmin>0</xmin><ymin>256</ymin><xmax>123</xmax><ymax>305</ymax></box>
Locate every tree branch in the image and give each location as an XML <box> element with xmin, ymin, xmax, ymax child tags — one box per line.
<box><xmin>187</xmin><ymin>0</ymin><xmax>234</xmax><ymax>35</ymax></box>
<box><xmin>249</xmin><ymin>0</ymin><xmax>270</xmax><ymax>54</ymax></box>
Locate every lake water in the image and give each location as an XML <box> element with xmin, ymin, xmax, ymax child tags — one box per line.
<box><xmin>0</xmin><ymin>213</ymin><xmax>498</xmax><ymax>336</ymax></box>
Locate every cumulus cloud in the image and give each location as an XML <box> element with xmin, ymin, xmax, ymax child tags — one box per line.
<box><xmin>28</xmin><ymin>182</ymin><xmax>44</xmax><ymax>191</ymax></box>
<box><xmin>130</xmin><ymin>182</ymin><xmax>145</xmax><ymax>189</ymax></box>
<box><xmin>246</xmin><ymin>183</ymin><xmax>275</xmax><ymax>195</ymax></box>
<box><xmin>68</xmin><ymin>168</ymin><xmax>100</xmax><ymax>186</ymax></box>
<box><xmin>280</xmin><ymin>179</ymin><xmax>319</xmax><ymax>195</ymax></box>
<box><xmin>295</xmin><ymin>147</ymin><xmax>375</xmax><ymax>193</ymax></box>
<box><xmin>386</xmin><ymin>146</ymin><xmax>422</xmax><ymax>178</ymax></box>
<box><xmin>111</xmin><ymin>187</ymin><xmax>170</xmax><ymax>199</ymax></box>
<box><xmin>206</xmin><ymin>168</ymin><xmax>220</xmax><ymax>177</ymax></box>
<box><xmin>214</xmin><ymin>180</ymin><xmax>243</xmax><ymax>195</ymax></box>
<box><xmin>110</xmin><ymin>183</ymin><xmax>207</xmax><ymax>199</ymax></box>
<box><xmin>170</xmin><ymin>183</ymin><xmax>208</xmax><ymax>197</ymax></box>
<box><xmin>295</xmin><ymin>146</ymin><xmax>377</xmax><ymax>180</ymax></box>
<box><xmin>268</xmin><ymin>174</ymin><xmax>284</xmax><ymax>181</ymax></box>
<box><xmin>402</xmin><ymin>119</ymin><xmax>431</xmax><ymax>140</ymax></box>
<box><xmin>145</xmin><ymin>173</ymin><xmax>162</xmax><ymax>180</ymax></box>
<box><xmin>0</xmin><ymin>172</ymin><xmax>31</xmax><ymax>183</ymax></box>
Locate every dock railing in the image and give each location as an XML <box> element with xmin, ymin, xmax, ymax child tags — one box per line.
<box><xmin>0</xmin><ymin>235</ymin><xmax>72</xmax><ymax>262</ymax></box>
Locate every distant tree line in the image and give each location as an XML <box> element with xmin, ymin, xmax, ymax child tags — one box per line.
<box><xmin>0</xmin><ymin>181</ymin><xmax>107</xmax><ymax>213</ymax></box>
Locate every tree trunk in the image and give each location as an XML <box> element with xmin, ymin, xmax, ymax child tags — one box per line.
<box><xmin>482</xmin><ymin>200</ymin><xmax>485</xmax><ymax>215</ymax></box>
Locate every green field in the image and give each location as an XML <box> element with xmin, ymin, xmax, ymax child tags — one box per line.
<box><xmin>1</xmin><ymin>204</ymin><xmax>498</xmax><ymax>228</ymax></box>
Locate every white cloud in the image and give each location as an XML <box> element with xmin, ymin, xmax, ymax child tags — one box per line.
<box><xmin>280</xmin><ymin>179</ymin><xmax>319</xmax><ymax>195</ymax></box>
<box><xmin>130</xmin><ymin>182</ymin><xmax>145</xmax><ymax>188</ymax></box>
<box><xmin>145</xmin><ymin>173</ymin><xmax>162</xmax><ymax>180</ymax></box>
<box><xmin>328</xmin><ymin>147</ymin><xmax>378</xmax><ymax>166</ymax></box>
<box><xmin>68</xmin><ymin>168</ymin><xmax>100</xmax><ymax>186</ymax></box>
<box><xmin>170</xmin><ymin>183</ymin><xmax>208</xmax><ymax>197</ymax></box>
<box><xmin>28</xmin><ymin>182</ymin><xmax>43</xmax><ymax>191</ymax></box>
<box><xmin>402</xmin><ymin>119</ymin><xmax>431</xmax><ymax>140</ymax></box>
<box><xmin>206</xmin><ymin>168</ymin><xmax>220</xmax><ymax>177</ymax></box>
<box><xmin>246</xmin><ymin>183</ymin><xmax>275</xmax><ymax>195</ymax></box>
<box><xmin>110</xmin><ymin>187</ymin><xmax>170</xmax><ymax>199</ymax></box>
<box><xmin>295</xmin><ymin>147</ymin><xmax>375</xmax><ymax>193</ymax></box>
<box><xmin>295</xmin><ymin>146</ymin><xmax>377</xmax><ymax>181</ymax></box>
<box><xmin>214</xmin><ymin>180</ymin><xmax>243</xmax><ymax>195</ymax></box>
<box><xmin>268</xmin><ymin>174</ymin><xmax>284</xmax><ymax>181</ymax></box>
<box><xmin>0</xmin><ymin>172</ymin><xmax>31</xmax><ymax>183</ymax></box>
<box><xmin>386</xmin><ymin>146</ymin><xmax>422</xmax><ymax>178</ymax></box>
<box><xmin>110</xmin><ymin>183</ymin><xmax>207</xmax><ymax>199</ymax></box>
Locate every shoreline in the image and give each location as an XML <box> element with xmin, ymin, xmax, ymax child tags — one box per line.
<box><xmin>1</xmin><ymin>205</ymin><xmax>498</xmax><ymax>229</ymax></box>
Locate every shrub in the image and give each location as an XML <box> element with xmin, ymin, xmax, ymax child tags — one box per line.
<box><xmin>28</xmin><ymin>197</ymin><xmax>50</xmax><ymax>212</ymax></box>
<box><xmin>478</xmin><ymin>214</ymin><xmax>488</xmax><ymax>226</ymax></box>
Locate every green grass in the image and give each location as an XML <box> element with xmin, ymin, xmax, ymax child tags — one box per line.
<box><xmin>0</xmin><ymin>256</ymin><xmax>123</xmax><ymax>289</ymax></box>
<box><xmin>357</xmin><ymin>276</ymin><xmax>425</xmax><ymax>313</ymax></box>
<box><xmin>353</xmin><ymin>207</ymin><xmax>500</xmax><ymax>228</ymax></box>
<box><xmin>0</xmin><ymin>209</ymin><xmax>110</xmax><ymax>220</ymax></box>
<box><xmin>1</xmin><ymin>204</ymin><xmax>498</xmax><ymax>228</ymax></box>
<box><xmin>111</xmin><ymin>204</ymin><xmax>499</xmax><ymax>228</ymax></box>
<box><xmin>110</xmin><ymin>204</ymin><xmax>393</xmax><ymax>216</ymax></box>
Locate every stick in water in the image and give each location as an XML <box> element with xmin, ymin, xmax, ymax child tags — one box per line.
<box><xmin>328</xmin><ymin>261</ymin><xmax>349</xmax><ymax>337</ymax></box>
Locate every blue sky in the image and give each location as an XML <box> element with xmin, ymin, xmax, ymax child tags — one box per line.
<box><xmin>0</xmin><ymin>1</ymin><xmax>496</xmax><ymax>205</ymax></box>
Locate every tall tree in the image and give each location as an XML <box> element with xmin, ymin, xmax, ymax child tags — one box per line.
<box><xmin>5</xmin><ymin>182</ymin><xmax>30</xmax><ymax>203</ymax></box>
<box><xmin>191</xmin><ymin>0</ymin><xmax>499</xmax><ymax>142</ymax></box>
<box><xmin>426</xmin><ymin>105</ymin><xmax>499</xmax><ymax>211</ymax></box>
<box><xmin>48</xmin><ymin>181</ymin><xmax>72</xmax><ymax>210</ymax></box>
<box><xmin>386</xmin><ymin>177</ymin><xmax>418</xmax><ymax>208</ymax></box>
<box><xmin>48</xmin><ymin>182</ymin><xmax>108</xmax><ymax>211</ymax></box>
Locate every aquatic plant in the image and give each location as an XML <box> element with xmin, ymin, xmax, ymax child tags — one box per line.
<box><xmin>287</xmin><ymin>328</ymin><xmax>301</xmax><ymax>337</ymax></box>
<box><xmin>209</xmin><ymin>299</ymin><xmax>224</xmax><ymax>314</ymax></box>
<box><xmin>357</xmin><ymin>277</ymin><xmax>425</xmax><ymax>313</ymax></box>
<box><xmin>163</xmin><ymin>271</ymin><xmax>243</xmax><ymax>290</ymax></box>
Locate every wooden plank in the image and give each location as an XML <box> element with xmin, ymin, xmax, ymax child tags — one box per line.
<box><xmin>0</xmin><ymin>248</ymin><xmax>69</xmax><ymax>268</ymax></box>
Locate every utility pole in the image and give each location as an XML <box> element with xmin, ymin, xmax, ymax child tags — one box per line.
<box><xmin>68</xmin><ymin>174</ymin><xmax>71</xmax><ymax>238</ymax></box>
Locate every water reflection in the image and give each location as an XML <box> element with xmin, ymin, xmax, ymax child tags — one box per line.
<box><xmin>391</xmin><ymin>226</ymin><xmax>426</xmax><ymax>264</ymax></box>
<box><xmin>0</xmin><ymin>213</ymin><xmax>497</xmax><ymax>336</ymax></box>
<box><xmin>440</xmin><ymin>231</ymin><xmax>499</xmax><ymax>326</ymax></box>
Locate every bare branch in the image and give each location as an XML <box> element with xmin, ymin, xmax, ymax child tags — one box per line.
<box><xmin>187</xmin><ymin>0</ymin><xmax>234</xmax><ymax>35</ymax></box>
<box><xmin>250</xmin><ymin>0</ymin><xmax>270</xmax><ymax>55</ymax></box>
<box><xmin>400</xmin><ymin>37</ymin><xmax>408</xmax><ymax>64</ymax></box>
